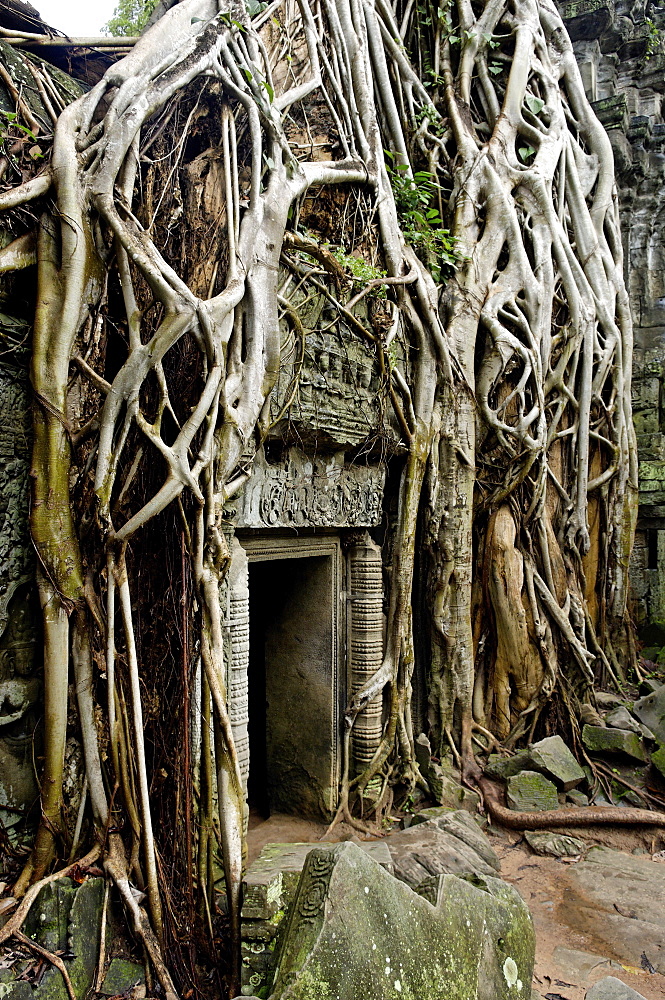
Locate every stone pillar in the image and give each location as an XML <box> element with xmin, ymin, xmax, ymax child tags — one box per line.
<box><xmin>348</xmin><ymin>534</ymin><xmax>384</xmax><ymax>775</ymax></box>
<box><xmin>224</xmin><ymin>538</ymin><xmax>250</xmax><ymax>797</ymax></box>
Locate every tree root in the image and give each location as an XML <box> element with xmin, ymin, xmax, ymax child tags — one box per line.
<box><xmin>3</xmin><ymin>845</ymin><xmax>101</xmax><ymax>944</ymax></box>
<box><xmin>13</xmin><ymin>931</ymin><xmax>77</xmax><ymax>1000</ymax></box>
<box><xmin>477</xmin><ymin>774</ymin><xmax>665</xmax><ymax>829</ymax></box>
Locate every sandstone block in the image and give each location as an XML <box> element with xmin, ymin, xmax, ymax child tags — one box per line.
<box><xmin>506</xmin><ymin>771</ymin><xmax>559</xmax><ymax>812</ymax></box>
<box><xmin>269</xmin><ymin>842</ymin><xmax>534</xmax><ymax>1000</ymax></box>
<box><xmin>582</xmin><ymin>725</ymin><xmax>648</xmax><ymax>762</ymax></box>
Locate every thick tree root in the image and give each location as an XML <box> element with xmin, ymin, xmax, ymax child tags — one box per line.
<box><xmin>478</xmin><ymin>775</ymin><xmax>665</xmax><ymax>829</ymax></box>
<box><xmin>2</xmin><ymin>845</ymin><xmax>101</xmax><ymax>944</ymax></box>
<box><xmin>13</xmin><ymin>931</ymin><xmax>77</xmax><ymax>1000</ymax></box>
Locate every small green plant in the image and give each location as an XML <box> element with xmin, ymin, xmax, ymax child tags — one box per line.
<box><xmin>0</xmin><ymin>110</ymin><xmax>43</xmax><ymax>159</ymax></box>
<box><xmin>329</xmin><ymin>247</ymin><xmax>388</xmax><ymax>296</ymax></box>
<box><xmin>385</xmin><ymin>151</ymin><xmax>461</xmax><ymax>281</ymax></box>
<box><xmin>518</xmin><ymin>145</ymin><xmax>536</xmax><ymax>163</ymax></box>
<box><xmin>646</xmin><ymin>17</ymin><xmax>662</xmax><ymax>59</ymax></box>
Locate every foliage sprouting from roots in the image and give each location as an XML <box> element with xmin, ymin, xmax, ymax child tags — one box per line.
<box><xmin>0</xmin><ymin>0</ymin><xmax>638</xmax><ymax>993</ymax></box>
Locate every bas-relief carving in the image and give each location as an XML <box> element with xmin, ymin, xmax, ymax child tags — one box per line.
<box><xmin>236</xmin><ymin>448</ymin><xmax>385</xmax><ymax>530</ymax></box>
<box><xmin>267</xmin><ymin>277</ymin><xmax>401</xmax><ymax>449</ymax></box>
<box><xmin>0</xmin><ymin>364</ymin><xmax>39</xmax><ymax>834</ymax></box>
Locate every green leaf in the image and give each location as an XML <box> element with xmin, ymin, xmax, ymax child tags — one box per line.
<box><xmin>244</xmin><ymin>68</ymin><xmax>253</xmax><ymax>82</ymax></box>
<box><xmin>518</xmin><ymin>145</ymin><xmax>536</xmax><ymax>162</ymax></box>
<box><xmin>489</xmin><ymin>62</ymin><xmax>502</xmax><ymax>74</ymax></box>
<box><xmin>265</xmin><ymin>156</ymin><xmax>275</xmax><ymax>170</ymax></box>
<box><xmin>525</xmin><ymin>94</ymin><xmax>545</xmax><ymax>115</ymax></box>
<box><xmin>262</xmin><ymin>80</ymin><xmax>274</xmax><ymax>102</ymax></box>
<box><xmin>191</xmin><ymin>15</ymin><xmax>204</xmax><ymax>22</ymax></box>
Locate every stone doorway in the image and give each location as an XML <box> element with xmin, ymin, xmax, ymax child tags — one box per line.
<box><xmin>241</xmin><ymin>536</ymin><xmax>343</xmax><ymax>821</ymax></box>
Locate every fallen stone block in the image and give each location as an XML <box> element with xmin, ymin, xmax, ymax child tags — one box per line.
<box><xmin>100</xmin><ymin>959</ymin><xmax>144</xmax><ymax>997</ymax></box>
<box><xmin>632</xmin><ymin>685</ymin><xmax>665</xmax><ymax>744</ymax></box>
<box><xmin>524</xmin><ymin>831</ymin><xmax>588</xmax><ymax>857</ymax></box>
<box><xmin>484</xmin><ymin>752</ymin><xmax>529</xmax><ymax>781</ymax></box>
<box><xmin>414</xmin><ymin>735</ymin><xmax>480</xmax><ymax>813</ymax></box>
<box><xmin>652</xmin><ymin>744</ymin><xmax>665</xmax><ymax>778</ymax></box>
<box><xmin>269</xmin><ymin>841</ymin><xmax>534</xmax><ymax>1000</ymax></box>
<box><xmin>581</xmin><ymin>725</ymin><xmax>648</xmax><ymax>762</ymax></box>
<box><xmin>567</xmin><ymin>789</ymin><xmax>589</xmax><ymax>806</ymax></box>
<box><xmin>552</xmin><ymin>946</ymin><xmax>622</xmax><ymax>984</ymax></box>
<box><xmin>242</xmin><ymin>840</ymin><xmax>393</xmax><ymax>919</ymax></box>
<box><xmin>1</xmin><ymin>878</ymin><xmax>109</xmax><ymax>1000</ymax></box>
<box><xmin>241</xmin><ymin>840</ymin><xmax>393</xmax><ymax>995</ymax></box>
<box><xmin>585</xmin><ymin>976</ymin><xmax>648</xmax><ymax>999</ymax></box>
<box><xmin>506</xmin><ymin>771</ymin><xmax>559</xmax><ymax>812</ymax></box>
<box><xmin>524</xmin><ymin>735</ymin><xmax>585</xmax><ymax>790</ymax></box>
<box><xmin>603</xmin><ymin>706</ymin><xmax>643</xmax><ymax>736</ymax></box>
<box><xmin>384</xmin><ymin>810</ymin><xmax>500</xmax><ymax>887</ymax></box>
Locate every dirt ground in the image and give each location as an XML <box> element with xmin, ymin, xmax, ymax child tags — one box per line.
<box><xmin>247</xmin><ymin>811</ymin><xmax>665</xmax><ymax>999</ymax></box>
<box><xmin>493</xmin><ymin>825</ymin><xmax>665</xmax><ymax>1000</ymax></box>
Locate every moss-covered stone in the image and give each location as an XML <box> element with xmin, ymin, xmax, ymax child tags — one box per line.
<box><xmin>269</xmin><ymin>842</ymin><xmax>534</xmax><ymax>1000</ymax></box>
<box><xmin>651</xmin><ymin>744</ymin><xmax>665</xmax><ymax>777</ymax></box>
<box><xmin>506</xmin><ymin>771</ymin><xmax>559</xmax><ymax>812</ymax></box>
<box><xmin>100</xmin><ymin>959</ymin><xmax>144</xmax><ymax>997</ymax></box>
<box><xmin>484</xmin><ymin>752</ymin><xmax>529</xmax><ymax>781</ymax></box>
<box><xmin>633</xmin><ymin>685</ymin><xmax>665</xmax><ymax>745</ymax></box>
<box><xmin>523</xmin><ymin>736</ymin><xmax>585</xmax><ymax>791</ymax></box>
<box><xmin>582</xmin><ymin>725</ymin><xmax>648</xmax><ymax>762</ymax></box>
<box><xmin>524</xmin><ymin>832</ymin><xmax>588</xmax><ymax>857</ymax></box>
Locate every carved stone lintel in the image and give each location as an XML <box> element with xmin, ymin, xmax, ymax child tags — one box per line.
<box><xmin>348</xmin><ymin>534</ymin><xmax>384</xmax><ymax>775</ymax></box>
<box><xmin>237</xmin><ymin>448</ymin><xmax>385</xmax><ymax>530</ymax></box>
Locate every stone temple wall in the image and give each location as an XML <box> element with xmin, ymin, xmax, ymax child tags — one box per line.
<box><xmin>560</xmin><ymin>0</ymin><xmax>665</xmax><ymax>626</ymax></box>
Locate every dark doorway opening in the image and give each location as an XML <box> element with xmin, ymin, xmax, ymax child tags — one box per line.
<box><xmin>247</xmin><ymin>554</ymin><xmax>337</xmax><ymax>820</ymax></box>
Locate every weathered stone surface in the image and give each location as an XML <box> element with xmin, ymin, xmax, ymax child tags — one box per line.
<box><xmin>0</xmin><ymin>972</ymin><xmax>34</xmax><ymax>1000</ymax></box>
<box><xmin>2</xmin><ymin>878</ymin><xmax>108</xmax><ymax>1000</ymax></box>
<box><xmin>567</xmin><ymin>789</ymin><xmax>590</xmax><ymax>806</ymax></box>
<box><xmin>632</xmin><ymin>685</ymin><xmax>665</xmax><ymax>744</ymax></box>
<box><xmin>414</xmin><ymin>737</ymin><xmax>481</xmax><ymax>813</ymax></box>
<box><xmin>524</xmin><ymin>736</ymin><xmax>586</xmax><ymax>791</ymax></box>
<box><xmin>484</xmin><ymin>752</ymin><xmax>528</xmax><ymax>781</ymax></box>
<box><xmin>651</xmin><ymin>744</ymin><xmax>665</xmax><ymax>777</ymax></box>
<box><xmin>409</xmin><ymin>805</ymin><xmax>482</xmax><ymax>828</ymax></box>
<box><xmin>241</xmin><ymin>840</ymin><xmax>392</xmax><ymax>996</ymax></box>
<box><xmin>552</xmin><ymin>946</ymin><xmax>623</xmax><ymax>984</ymax></box>
<box><xmin>506</xmin><ymin>771</ymin><xmax>559</xmax><ymax>812</ymax></box>
<box><xmin>269</xmin><ymin>842</ymin><xmax>534</xmax><ymax>1000</ymax></box>
<box><xmin>24</xmin><ymin>879</ymin><xmax>77</xmax><ymax>955</ymax></box>
<box><xmin>100</xmin><ymin>959</ymin><xmax>144</xmax><ymax>996</ymax></box>
<box><xmin>557</xmin><ymin>848</ymin><xmax>665</xmax><ymax>973</ymax></box>
<box><xmin>585</xmin><ymin>976</ymin><xmax>648</xmax><ymax>999</ymax></box>
<box><xmin>603</xmin><ymin>706</ymin><xmax>643</xmax><ymax>735</ymax></box>
<box><xmin>242</xmin><ymin>841</ymin><xmax>393</xmax><ymax>920</ymax></box>
<box><xmin>524</xmin><ymin>831</ymin><xmax>588</xmax><ymax>857</ymax></box>
<box><xmin>384</xmin><ymin>810</ymin><xmax>500</xmax><ymax>888</ymax></box>
<box><xmin>581</xmin><ymin>725</ymin><xmax>648</xmax><ymax>762</ymax></box>
<box><xmin>0</xmin><ymin>364</ymin><xmax>40</xmax><ymax>837</ymax></box>
<box><xmin>595</xmin><ymin>692</ymin><xmax>624</xmax><ymax>708</ymax></box>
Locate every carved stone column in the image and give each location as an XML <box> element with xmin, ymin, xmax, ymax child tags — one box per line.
<box><xmin>348</xmin><ymin>534</ymin><xmax>384</xmax><ymax>775</ymax></box>
<box><xmin>224</xmin><ymin>538</ymin><xmax>250</xmax><ymax>797</ymax></box>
